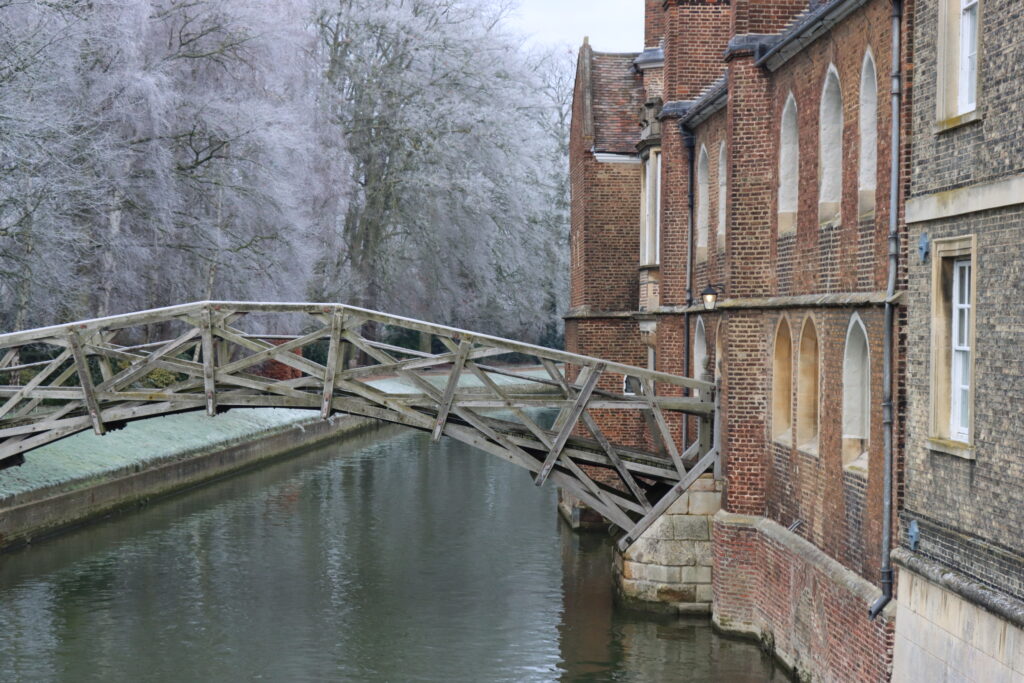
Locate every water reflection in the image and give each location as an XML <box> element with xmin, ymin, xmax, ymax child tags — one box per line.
<box><xmin>0</xmin><ymin>423</ymin><xmax>785</xmax><ymax>682</ymax></box>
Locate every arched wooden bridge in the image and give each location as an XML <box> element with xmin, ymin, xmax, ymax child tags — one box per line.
<box><xmin>0</xmin><ymin>301</ymin><xmax>718</xmax><ymax>548</ymax></box>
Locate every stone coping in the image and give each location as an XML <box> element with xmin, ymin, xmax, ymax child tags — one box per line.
<box><xmin>893</xmin><ymin>547</ymin><xmax>1024</xmax><ymax>630</ymax></box>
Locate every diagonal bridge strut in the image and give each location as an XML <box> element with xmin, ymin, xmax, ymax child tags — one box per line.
<box><xmin>0</xmin><ymin>301</ymin><xmax>718</xmax><ymax>549</ymax></box>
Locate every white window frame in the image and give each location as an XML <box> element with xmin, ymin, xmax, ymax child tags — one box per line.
<box><xmin>950</xmin><ymin>258</ymin><xmax>972</xmax><ymax>442</ymax></box>
<box><xmin>958</xmin><ymin>0</ymin><xmax>979</xmax><ymax>114</ymax></box>
<box><xmin>928</xmin><ymin>235</ymin><xmax>976</xmax><ymax>458</ymax></box>
<box><xmin>640</xmin><ymin>149</ymin><xmax>662</xmax><ymax>265</ymax></box>
<box><xmin>717</xmin><ymin>143</ymin><xmax>727</xmax><ymax>238</ymax></box>
<box><xmin>697</xmin><ymin>146</ymin><xmax>709</xmax><ymax>261</ymax></box>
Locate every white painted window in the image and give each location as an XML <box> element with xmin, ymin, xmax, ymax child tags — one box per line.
<box><xmin>640</xmin><ymin>149</ymin><xmax>662</xmax><ymax>265</ymax></box>
<box><xmin>819</xmin><ymin>68</ymin><xmax>843</xmax><ymax>224</ymax></box>
<box><xmin>859</xmin><ymin>52</ymin><xmax>878</xmax><ymax>214</ymax></box>
<box><xmin>843</xmin><ymin>316</ymin><xmax>870</xmax><ymax>465</ymax></box>
<box><xmin>950</xmin><ymin>258</ymin><xmax>972</xmax><ymax>442</ymax></box>
<box><xmin>958</xmin><ymin>0</ymin><xmax>978</xmax><ymax>114</ymax></box>
<box><xmin>797</xmin><ymin>318</ymin><xmax>819</xmax><ymax>451</ymax></box>
<box><xmin>694</xmin><ymin>317</ymin><xmax>707</xmax><ymax>380</ymax></box>
<box><xmin>717</xmin><ymin>142</ymin><xmax>727</xmax><ymax>238</ymax></box>
<box><xmin>778</xmin><ymin>94</ymin><xmax>799</xmax><ymax>235</ymax></box>
<box><xmin>772</xmin><ymin>319</ymin><xmax>793</xmax><ymax>441</ymax></box>
<box><xmin>697</xmin><ymin>146</ymin><xmax>709</xmax><ymax>260</ymax></box>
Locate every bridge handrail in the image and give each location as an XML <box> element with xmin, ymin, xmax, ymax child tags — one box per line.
<box><xmin>0</xmin><ymin>300</ymin><xmax>715</xmax><ymax>394</ymax></box>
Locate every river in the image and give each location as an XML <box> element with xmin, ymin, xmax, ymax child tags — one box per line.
<box><xmin>0</xmin><ymin>422</ymin><xmax>787</xmax><ymax>682</ymax></box>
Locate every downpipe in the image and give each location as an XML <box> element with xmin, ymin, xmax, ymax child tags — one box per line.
<box><xmin>870</xmin><ymin>0</ymin><xmax>902</xmax><ymax>621</ymax></box>
<box><xmin>682</xmin><ymin>124</ymin><xmax>696</xmax><ymax>448</ymax></box>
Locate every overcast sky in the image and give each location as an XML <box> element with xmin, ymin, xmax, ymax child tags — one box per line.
<box><xmin>507</xmin><ymin>0</ymin><xmax>643</xmax><ymax>53</ymax></box>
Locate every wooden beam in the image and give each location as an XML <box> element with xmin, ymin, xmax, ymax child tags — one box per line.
<box><xmin>321</xmin><ymin>312</ymin><xmax>344</xmax><ymax>419</ymax></box>
<box><xmin>431</xmin><ymin>340</ymin><xmax>471</xmax><ymax>442</ymax></box>
<box><xmin>91</xmin><ymin>328</ymin><xmax>200</xmax><ymax>393</ymax></box>
<box><xmin>0</xmin><ymin>348</ymin><xmax>72</xmax><ymax>420</ymax></box>
<box><xmin>535</xmin><ymin>363</ymin><xmax>603</xmax><ymax>486</ymax></box>
<box><xmin>67</xmin><ymin>331</ymin><xmax>105</xmax><ymax>436</ymax></box>
<box><xmin>580</xmin><ymin>411</ymin><xmax>651</xmax><ymax>511</ymax></box>
<box><xmin>617</xmin><ymin>447</ymin><xmax>718</xmax><ymax>551</ymax></box>
<box><xmin>200</xmin><ymin>309</ymin><xmax>217</xmax><ymax>416</ymax></box>
<box><xmin>640</xmin><ymin>377</ymin><xmax>686</xmax><ymax>477</ymax></box>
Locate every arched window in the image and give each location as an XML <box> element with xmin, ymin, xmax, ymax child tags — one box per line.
<box><xmin>772</xmin><ymin>319</ymin><xmax>793</xmax><ymax>440</ymax></box>
<box><xmin>843</xmin><ymin>316</ymin><xmax>870</xmax><ymax>467</ymax></box>
<box><xmin>859</xmin><ymin>52</ymin><xmax>878</xmax><ymax>216</ymax></box>
<box><xmin>697</xmin><ymin>145</ymin><xmax>709</xmax><ymax>261</ymax></box>
<box><xmin>717</xmin><ymin>142</ymin><xmax>727</xmax><ymax>239</ymax></box>
<box><xmin>797</xmin><ymin>318</ymin><xmax>819</xmax><ymax>451</ymax></box>
<box><xmin>694</xmin><ymin>317</ymin><xmax>708</xmax><ymax>380</ymax></box>
<box><xmin>819</xmin><ymin>67</ymin><xmax>843</xmax><ymax>225</ymax></box>
<box><xmin>778</xmin><ymin>94</ymin><xmax>799</xmax><ymax>236</ymax></box>
<box><xmin>640</xmin><ymin>149</ymin><xmax>662</xmax><ymax>265</ymax></box>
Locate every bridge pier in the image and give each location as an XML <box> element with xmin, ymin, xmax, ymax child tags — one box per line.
<box><xmin>611</xmin><ymin>474</ymin><xmax>723</xmax><ymax>614</ymax></box>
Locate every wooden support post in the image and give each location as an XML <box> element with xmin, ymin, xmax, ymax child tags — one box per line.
<box><xmin>535</xmin><ymin>363</ymin><xmax>603</xmax><ymax>486</ymax></box>
<box><xmin>200</xmin><ymin>309</ymin><xmax>217</xmax><ymax>416</ymax></box>
<box><xmin>580</xmin><ymin>412</ymin><xmax>651</xmax><ymax>511</ymax></box>
<box><xmin>617</xmin><ymin>446</ymin><xmax>718</xmax><ymax>551</ymax></box>
<box><xmin>0</xmin><ymin>348</ymin><xmax>18</xmax><ymax>370</ymax></box>
<box><xmin>67</xmin><ymin>331</ymin><xmax>105</xmax><ymax>436</ymax></box>
<box><xmin>431</xmin><ymin>340</ymin><xmax>471</xmax><ymax>442</ymax></box>
<box><xmin>640</xmin><ymin>377</ymin><xmax>686</xmax><ymax>477</ymax></box>
<box><xmin>321</xmin><ymin>312</ymin><xmax>344</xmax><ymax>419</ymax></box>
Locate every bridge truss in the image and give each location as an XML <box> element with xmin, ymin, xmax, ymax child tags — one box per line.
<box><xmin>0</xmin><ymin>301</ymin><xmax>717</xmax><ymax>548</ymax></box>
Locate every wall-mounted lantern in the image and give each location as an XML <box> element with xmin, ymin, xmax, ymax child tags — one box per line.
<box><xmin>701</xmin><ymin>284</ymin><xmax>725</xmax><ymax>311</ymax></box>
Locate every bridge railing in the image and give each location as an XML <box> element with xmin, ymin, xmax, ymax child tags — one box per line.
<box><xmin>0</xmin><ymin>301</ymin><xmax>717</xmax><ymax>545</ymax></box>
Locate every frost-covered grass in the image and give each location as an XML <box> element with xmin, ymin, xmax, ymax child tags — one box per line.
<box><xmin>0</xmin><ymin>408</ymin><xmax>319</xmax><ymax>504</ymax></box>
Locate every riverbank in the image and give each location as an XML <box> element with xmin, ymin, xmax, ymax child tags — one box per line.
<box><xmin>0</xmin><ymin>408</ymin><xmax>379</xmax><ymax>551</ymax></box>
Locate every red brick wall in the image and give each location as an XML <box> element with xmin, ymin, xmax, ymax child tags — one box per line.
<box><xmin>565</xmin><ymin>318</ymin><xmax>647</xmax><ymax>450</ymax></box>
<box><xmin>657</xmin><ymin>119</ymin><xmax>690</xmax><ymax>307</ymax></box>
<box><xmin>713</xmin><ymin>517</ymin><xmax>895</xmax><ymax>682</ymax></box>
<box><xmin>693</xmin><ymin>109</ymin><xmax>730</xmax><ymax>293</ymax></box>
<box><xmin>761</xmin><ymin>308</ymin><xmax>888</xmax><ymax>581</ymax></box>
<box><xmin>645</xmin><ymin>0</ymin><xmax>665</xmax><ymax>48</ymax></box>
<box><xmin>732</xmin><ymin>0</ymin><xmax>809</xmax><ymax>36</ymax></box>
<box><xmin>767</xmin><ymin>0</ymin><xmax>896</xmax><ymax>296</ymax></box>
<box><xmin>724</xmin><ymin>56</ymin><xmax>774</xmax><ymax>298</ymax></box>
<box><xmin>664</xmin><ymin>0</ymin><xmax>732</xmax><ymax>101</ymax></box>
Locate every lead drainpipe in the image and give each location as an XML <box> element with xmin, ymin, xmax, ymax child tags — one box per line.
<box><xmin>870</xmin><ymin>0</ymin><xmax>902</xmax><ymax>621</ymax></box>
<box><xmin>682</xmin><ymin>123</ymin><xmax>696</xmax><ymax>448</ymax></box>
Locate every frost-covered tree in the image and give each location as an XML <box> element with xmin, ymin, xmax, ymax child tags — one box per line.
<box><xmin>311</xmin><ymin>0</ymin><xmax>570</xmax><ymax>340</ymax></box>
<box><xmin>0</xmin><ymin>0</ymin><xmax>571</xmax><ymax>346</ymax></box>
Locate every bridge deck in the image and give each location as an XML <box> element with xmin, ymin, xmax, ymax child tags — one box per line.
<box><xmin>0</xmin><ymin>301</ymin><xmax>718</xmax><ymax>547</ymax></box>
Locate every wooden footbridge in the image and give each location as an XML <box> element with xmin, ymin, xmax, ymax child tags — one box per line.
<box><xmin>0</xmin><ymin>301</ymin><xmax>717</xmax><ymax>548</ymax></box>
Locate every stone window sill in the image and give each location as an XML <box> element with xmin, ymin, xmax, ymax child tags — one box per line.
<box><xmin>797</xmin><ymin>439</ymin><xmax>819</xmax><ymax>458</ymax></box>
<box><xmin>926</xmin><ymin>437</ymin><xmax>975</xmax><ymax>460</ymax></box>
<box><xmin>934</xmin><ymin>109</ymin><xmax>982</xmax><ymax>134</ymax></box>
<box><xmin>772</xmin><ymin>428</ymin><xmax>793</xmax><ymax>448</ymax></box>
<box><xmin>843</xmin><ymin>452</ymin><xmax>869</xmax><ymax>477</ymax></box>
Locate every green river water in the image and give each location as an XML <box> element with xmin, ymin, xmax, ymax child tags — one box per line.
<box><xmin>0</xmin><ymin>423</ymin><xmax>788</xmax><ymax>682</ymax></box>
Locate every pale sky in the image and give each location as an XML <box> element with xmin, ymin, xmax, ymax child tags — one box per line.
<box><xmin>507</xmin><ymin>0</ymin><xmax>644</xmax><ymax>53</ymax></box>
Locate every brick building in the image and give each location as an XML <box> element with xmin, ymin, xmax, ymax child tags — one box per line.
<box><xmin>567</xmin><ymin>0</ymin><xmax>914</xmax><ymax>680</ymax></box>
<box><xmin>889</xmin><ymin>0</ymin><xmax>1024</xmax><ymax>679</ymax></box>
